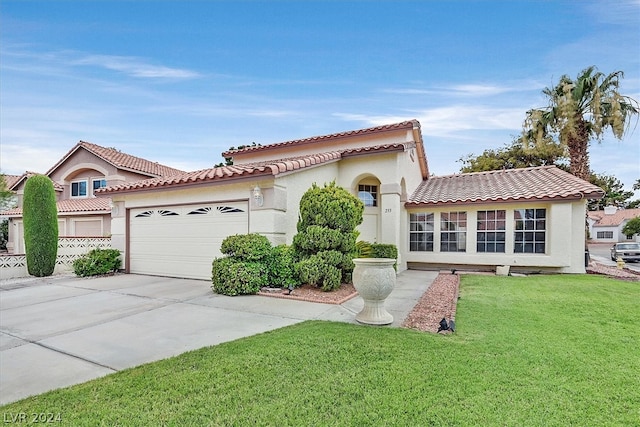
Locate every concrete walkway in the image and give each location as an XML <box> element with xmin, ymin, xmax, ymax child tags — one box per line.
<box><xmin>0</xmin><ymin>270</ymin><xmax>436</xmax><ymax>405</ymax></box>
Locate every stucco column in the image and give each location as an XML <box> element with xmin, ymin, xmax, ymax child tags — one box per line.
<box><xmin>379</xmin><ymin>183</ymin><xmax>402</xmax><ymax>263</ymax></box>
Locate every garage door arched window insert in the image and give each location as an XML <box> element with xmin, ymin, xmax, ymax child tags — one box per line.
<box><xmin>134</xmin><ymin>210</ymin><xmax>179</xmax><ymax>218</ymax></box>
<box><xmin>217</xmin><ymin>206</ymin><xmax>245</xmax><ymax>214</ymax></box>
<box><xmin>187</xmin><ymin>206</ymin><xmax>245</xmax><ymax>215</ymax></box>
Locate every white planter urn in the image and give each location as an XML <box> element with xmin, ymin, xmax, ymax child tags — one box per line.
<box><xmin>352</xmin><ymin>258</ymin><xmax>396</xmax><ymax>325</ymax></box>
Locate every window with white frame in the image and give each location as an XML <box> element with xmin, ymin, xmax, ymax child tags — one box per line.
<box><xmin>596</xmin><ymin>231</ymin><xmax>614</xmax><ymax>239</ymax></box>
<box><xmin>71</xmin><ymin>180</ymin><xmax>88</xmax><ymax>197</ymax></box>
<box><xmin>514</xmin><ymin>208</ymin><xmax>546</xmax><ymax>253</ymax></box>
<box><xmin>92</xmin><ymin>178</ymin><xmax>107</xmax><ymax>195</ymax></box>
<box><xmin>409</xmin><ymin>212</ymin><xmax>434</xmax><ymax>251</ymax></box>
<box><xmin>441</xmin><ymin>211</ymin><xmax>467</xmax><ymax>252</ymax></box>
<box><xmin>477</xmin><ymin>210</ymin><xmax>506</xmax><ymax>253</ymax></box>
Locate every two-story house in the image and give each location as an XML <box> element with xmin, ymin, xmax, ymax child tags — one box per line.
<box><xmin>2</xmin><ymin>141</ymin><xmax>184</xmax><ymax>254</ymax></box>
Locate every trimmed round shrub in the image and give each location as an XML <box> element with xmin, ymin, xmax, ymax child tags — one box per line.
<box><xmin>23</xmin><ymin>175</ymin><xmax>58</xmax><ymax>277</ymax></box>
<box><xmin>73</xmin><ymin>248</ymin><xmax>122</xmax><ymax>277</ymax></box>
<box><xmin>220</xmin><ymin>233</ymin><xmax>272</xmax><ymax>261</ymax></box>
<box><xmin>212</xmin><ymin>257</ymin><xmax>266</xmax><ymax>296</ymax></box>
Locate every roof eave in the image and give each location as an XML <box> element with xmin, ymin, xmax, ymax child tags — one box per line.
<box><xmin>96</xmin><ymin>168</ymin><xmax>275</xmax><ymax>196</ymax></box>
<box><xmin>405</xmin><ymin>194</ymin><xmax>597</xmax><ymax>208</ymax></box>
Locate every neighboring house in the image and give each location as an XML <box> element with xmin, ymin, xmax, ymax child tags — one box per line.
<box><xmin>1</xmin><ymin>141</ymin><xmax>184</xmax><ymax>254</ymax></box>
<box><xmin>588</xmin><ymin>206</ymin><xmax>640</xmax><ymax>243</ymax></box>
<box><xmin>96</xmin><ymin>120</ymin><xmax>604</xmax><ymax>280</ymax></box>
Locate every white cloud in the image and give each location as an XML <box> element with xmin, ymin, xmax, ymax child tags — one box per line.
<box><xmin>334</xmin><ymin>105</ymin><xmax>524</xmax><ymax>138</ymax></box>
<box><xmin>72</xmin><ymin>54</ymin><xmax>201</xmax><ymax>79</ymax></box>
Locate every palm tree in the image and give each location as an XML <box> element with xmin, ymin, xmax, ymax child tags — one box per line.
<box><xmin>523</xmin><ymin>66</ymin><xmax>639</xmax><ymax>180</ymax></box>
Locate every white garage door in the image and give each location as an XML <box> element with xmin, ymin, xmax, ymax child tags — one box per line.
<box><xmin>129</xmin><ymin>202</ymin><xmax>248</xmax><ymax>280</ymax></box>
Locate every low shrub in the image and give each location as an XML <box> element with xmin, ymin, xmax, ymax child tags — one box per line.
<box><xmin>213</xmin><ymin>235</ymin><xmax>298</xmax><ymax>295</ymax></box>
<box><xmin>212</xmin><ymin>257</ymin><xmax>266</xmax><ymax>296</ymax></box>
<box><xmin>371</xmin><ymin>243</ymin><xmax>398</xmax><ymax>261</ymax></box>
<box><xmin>73</xmin><ymin>248</ymin><xmax>122</xmax><ymax>277</ymax></box>
<box><xmin>356</xmin><ymin>242</ymin><xmax>398</xmax><ymax>270</ymax></box>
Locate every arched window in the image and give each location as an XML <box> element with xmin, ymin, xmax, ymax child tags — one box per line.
<box><xmin>358</xmin><ymin>184</ymin><xmax>378</xmax><ymax>207</ymax></box>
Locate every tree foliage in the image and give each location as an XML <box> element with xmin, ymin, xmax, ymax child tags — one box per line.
<box><xmin>293</xmin><ymin>182</ymin><xmax>363</xmax><ymax>291</ymax></box>
<box><xmin>523</xmin><ymin>66</ymin><xmax>639</xmax><ymax>180</ymax></box>
<box><xmin>622</xmin><ymin>217</ymin><xmax>640</xmax><ymax>238</ymax></box>
<box><xmin>459</xmin><ymin>137</ymin><xmax>567</xmax><ymax>173</ymax></box>
<box><xmin>587</xmin><ymin>173</ymin><xmax>635</xmax><ymax>210</ymax></box>
<box><xmin>23</xmin><ymin>175</ymin><xmax>58</xmax><ymax>277</ymax></box>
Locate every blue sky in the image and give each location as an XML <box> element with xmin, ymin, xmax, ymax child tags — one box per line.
<box><xmin>1</xmin><ymin>0</ymin><xmax>639</xmax><ymax>194</ymax></box>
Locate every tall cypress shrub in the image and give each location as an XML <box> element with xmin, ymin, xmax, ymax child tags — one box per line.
<box><xmin>23</xmin><ymin>175</ymin><xmax>58</xmax><ymax>277</ymax></box>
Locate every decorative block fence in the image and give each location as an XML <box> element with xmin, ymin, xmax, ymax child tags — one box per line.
<box><xmin>0</xmin><ymin>237</ymin><xmax>112</xmax><ymax>280</ymax></box>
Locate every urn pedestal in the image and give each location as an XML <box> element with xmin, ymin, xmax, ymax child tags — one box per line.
<box><xmin>352</xmin><ymin>258</ymin><xmax>396</xmax><ymax>325</ymax></box>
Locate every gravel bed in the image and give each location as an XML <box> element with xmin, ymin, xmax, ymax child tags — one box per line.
<box><xmin>402</xmin><ymin>272</ymin><xmax>459</xmax><ymax>334</ymax></box>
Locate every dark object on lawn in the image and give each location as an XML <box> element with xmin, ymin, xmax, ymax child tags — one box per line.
<box><xmin>438</xmin><ymin>318</ymin><xmax>455</xmax><ymax>333</ymax></box>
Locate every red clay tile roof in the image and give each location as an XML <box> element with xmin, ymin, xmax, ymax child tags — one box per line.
<box><xmin>588</xmin><ymin>208</ymin><xmax>640</xmax><ymax>227</ymax></box>
<box><xmin>5</xmin><ymin>172</ymin><xmax>64</xmax><ymax>192</ymax></box>
<box><xmin>222</xmin><ymin>120</ymin><xmax>421</xmax><ymax>156</ymax></box>
<box><xmin>97</xmin><ymin>152</ymin><xmax>344</xmax><ymax>194</ymax></box>
<box><xmin>406</xmin><ymin>166</ymin><xmax>605</xmax><ymax>207</ymax></box>
<box><xmin>0</xmin><ymin>197</ymin><xmax>111</xmax><ymax>217</ymax></box>
<box><xmin>3</xmin><ymin>174</ymin><xmax>22</xmax><ymax>189</ymax></box>
<box><xmin>97</xmin><ymin>143</ymin><xmax>413</xmax><ymax>195</ymax></box>
<box><xmin>46</xmin><ymin>141</ymin><xmax>185</xmax><ymax>178</ymax></box>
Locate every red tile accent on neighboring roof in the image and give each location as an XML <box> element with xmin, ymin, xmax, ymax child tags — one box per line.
<box><xmin>6</xmin><ymin>173</ymin><xmax>64</xmax><ymax>192</ymax></box>
<box><xmin>45</xmin><ymin>141</ymin><xmax>185</xmax><ymax>178</ymax></box>
<box><xmin>406</xmin><ymin>166</ymin><xmax>605</xmax><ymax>206</ymax></box>
<box><xmin>3</xmin><ymin>174</ymin><xmax>22</xmax><ymax>189</ymax></box>
<box><xmin>588</xmin><ymin>208</ymin><xmax>640</xmax><ymax>227</ymax></box>
<box><xmin>222</xmin><ymin>120</ymin><xmax>420</xmax><ymax>156</ymax></box>
<box><xmin>0</xmin><ymin>197</ymin><xmax>111</xmax><ymax>216</ymax></box>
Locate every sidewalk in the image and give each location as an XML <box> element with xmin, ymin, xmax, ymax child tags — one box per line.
<box><xmin>0</xmin><ymin>270</ymin><xmax>436</xmax><ymax>405</ymax></box>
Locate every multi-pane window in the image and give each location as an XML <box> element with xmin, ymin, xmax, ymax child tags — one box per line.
<box><xmin>514</xmin><ymin>208</ymin><xmax>546</xmax><ymax>253</ymax></box>
<box><xmin>71</xmin><ymin>180</ymin><xmax>88</xmax><ymax>197</ymax></box>
<box><xmin>409</xmin><ymin>212</ymin><xmax>434</xmax><ymax>251</ymax></box>
<box><xmin>477</xmin><ymin>210</ymin><xmax>506</xmax><ymax>252</ymax></box>
<box><xmin>441</xmin><ymin>211</ymin><xmax>467</xmax><ymax>252</ymax></box>
<box><xmin>358</xmin><ymin>184</ymin><xmax>378</xmax><ymax>207</ymax></box>
<box><xmin>92</xmin><ymin>178</ymin><xmax>107</xmax><ymax>194</ymax></box>
<box><xmin>596</xmin><ymin>231</ymin><xmax>614</xmax><ymax>239</ymax></box>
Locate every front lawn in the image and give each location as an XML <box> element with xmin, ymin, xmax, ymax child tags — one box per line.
<box><xmin>2</xmin><ymin>275</ymin><xmax>638</xmax><ymax>426</ymax></box>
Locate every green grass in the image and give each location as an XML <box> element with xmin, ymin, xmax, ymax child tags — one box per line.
<box><xmin>2</xmin><ymin>275</ymin><xmax>639</xmax><ymax>426</ymax></box>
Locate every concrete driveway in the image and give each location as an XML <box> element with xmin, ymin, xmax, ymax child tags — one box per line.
<box><xmin>0</xmin><ymin>270</ymin><xmax>435</xmax><ymax>405</ymax></box>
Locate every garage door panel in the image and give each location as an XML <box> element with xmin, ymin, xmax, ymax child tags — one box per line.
<box><xmin>129</xmin><ymin>203</ymin><xmax>248</xmax><ymax>280</ymax></box>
